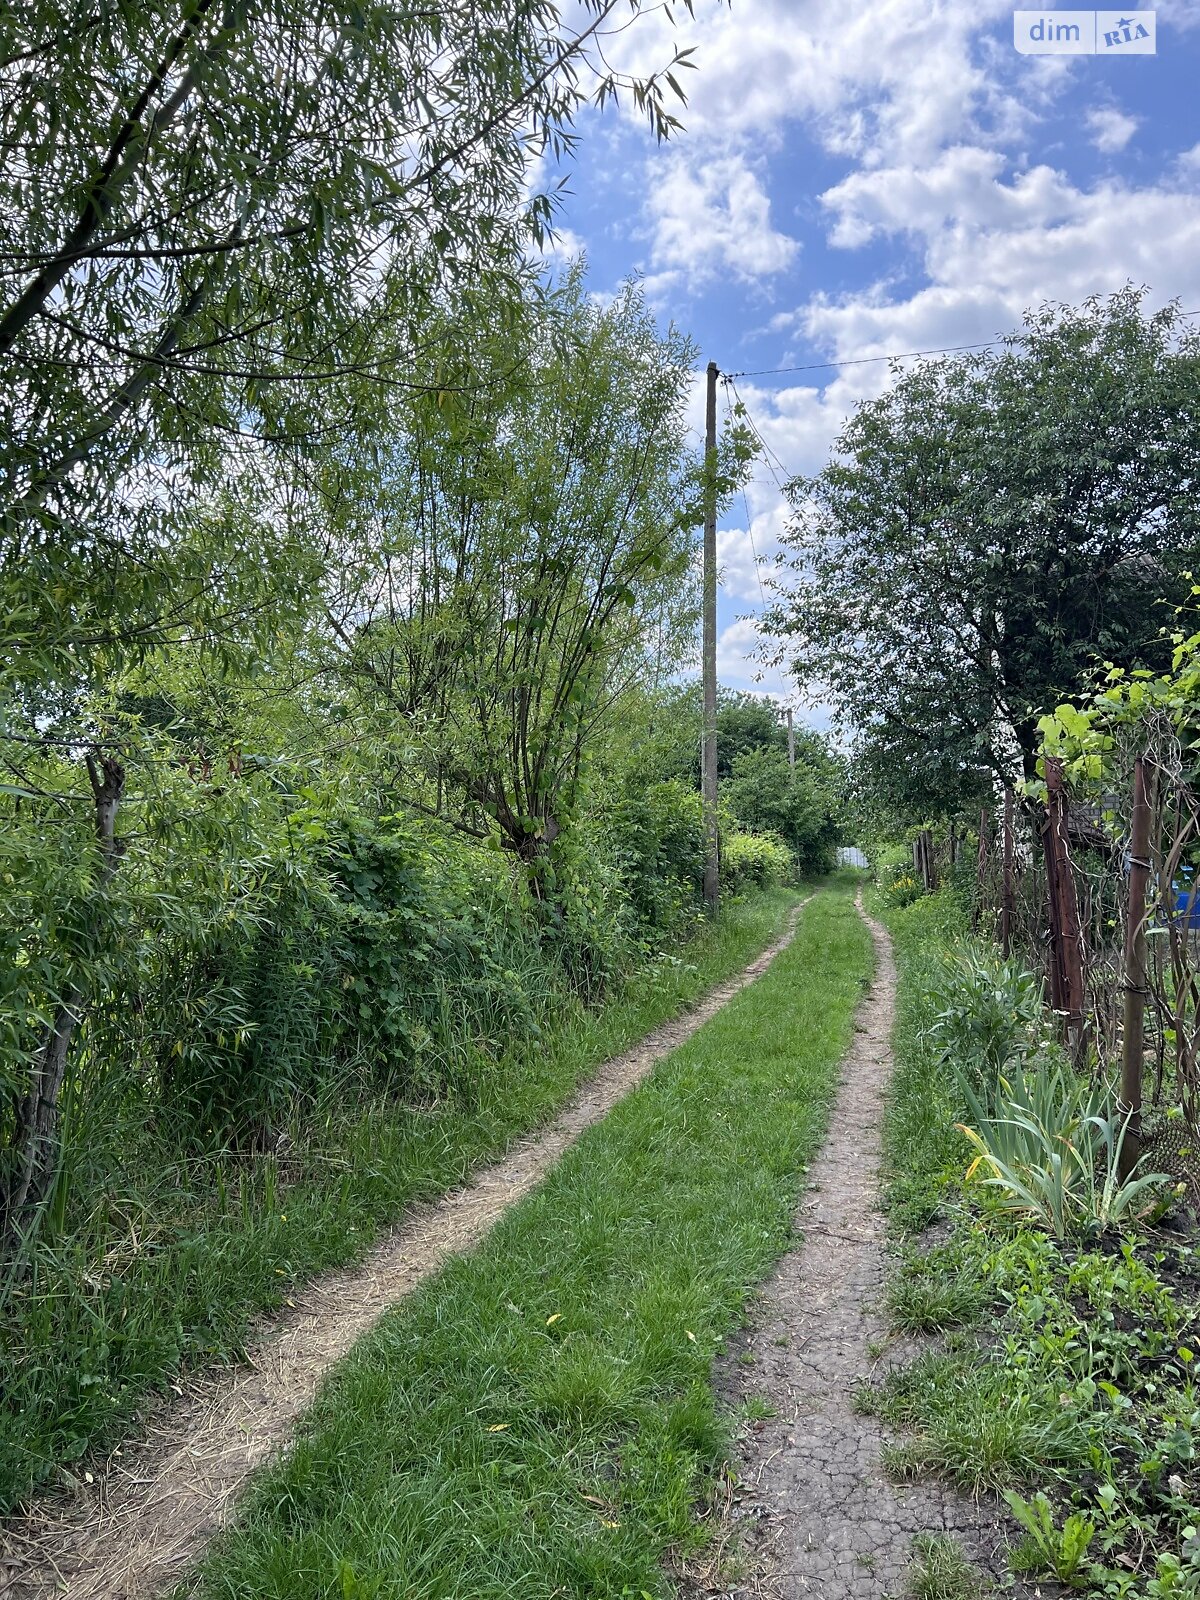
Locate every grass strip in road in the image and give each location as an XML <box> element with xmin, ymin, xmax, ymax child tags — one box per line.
<box><xmin>4</xmin><ymin>888</ymin><xmax>801</xmax><ymax>1513</ymax></box>
<box><xmin>185</xmin><ymin>887</ymin><xmax>873</xmax><ymax>1599</ymax></box>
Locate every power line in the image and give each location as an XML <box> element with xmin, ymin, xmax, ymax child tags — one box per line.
<box><xmin>726</xmin><ymin>376</ymin><xmax>797</xmax><ymax>491</ymax></box>
<box><xmin>725</xmin><ymin>338</ymin><xmax>1009</xmax><ymax>379</ymax></box>
<box><xmin>717</xmin><ymin>306</ymin><xmax>1200</xmax><ymax>381</ymax></box>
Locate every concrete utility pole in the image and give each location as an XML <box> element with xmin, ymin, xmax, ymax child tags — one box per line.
<box><xmin>785</xmin><ymin>706</ymin><xmax>795</xmax><ymax>769</ymax></box>
<box><xmin>702</xmin><ymin>360</ymin><xmax>719</xmax><ymax>913</ymax></box>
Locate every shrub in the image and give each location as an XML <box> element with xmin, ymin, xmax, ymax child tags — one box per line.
<box><xmin>604</xmin><ymin>779</ymin><xmax>707</xmax><ymax>934</ymax></box>
<box><xmin>924</xmin><ymin>945</ymin><xmax>1045</xmax><ymax>1109</ymax></box>
<box><xmin>722</xmin><ymin>829</ymin><xmax>793</xmax><ymax>892</ymax></box>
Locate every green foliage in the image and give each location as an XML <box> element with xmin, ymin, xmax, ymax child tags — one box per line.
<box><xmin>330</xmin><ymin>274</ymin><xmax>705</xmax><ymax>868</ymax></box>
<box><xmin>0</xmin><ymin>890</ymin><xmax>801</xmax><ymax>1510</ymax></box>
<box><xmin>723</xmin><ymin>746</ymin><xmax>841</xmax><ymax>876</ymax></box>
<box><xmin>771</xmin><ymin>289</ymin><xmax>1200</xmax><ymax>816</ymax></box>
<box><xmin>876</xmin><ymin>886</ymin><xmax>1200</xmax><ymax>1598</ymax></box>
<box><xmin>2</xmin><ymin>0</ymin><xmax>695</xmax><ymax>694</ymax></box>
<box><xmin>958</xmin><ymin>1062</ymin><xmax>1169</xmax><ymax>1240</ymax></box>
<box><xmin>1005</xmin><ymin>1489</ymin><xmax>1096</xmax><ymax>1586</ymax></box>
<box><xmin>721</xmin><ymin>830</ymin><xmax>794</xmax><ymax>893</ymax></box>
<box><xmin>1034</xmin><ymin>590</ymin><xmax>1200</xmax><ymax>817</ymax></box>
<box><xmin>594</xmin><ymin>780</ymin><xmax>707</xmax><ymax>936</ymax></box>
<box><xmin>925</xmin><ymin>946</ymin><xmax>1046</xmax><ymax>1108</ymax></box>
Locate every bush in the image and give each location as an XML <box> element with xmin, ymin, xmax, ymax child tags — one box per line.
<box><xmin>603</xmin><ymin>779</ymin><xmax>707</xmax><ymax>934</ymax></box>
<box><xmin>924</xmin><ymin>944</ymin><xmax>1045</xmax><ymax>1108</ymax></box>
<box><xmin>721</xmin><ymin>829</ymin><xmax>793</xmax><ymax>892</ymax></box>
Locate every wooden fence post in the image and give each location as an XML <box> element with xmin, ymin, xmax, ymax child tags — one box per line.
<box><xmin>1042</xmin><ymin>757</ymin><xmax>1087</xmax><ymax>1058</ymax></box>
<box><xmin>1001</xmin><ymin>788</ymin><xmax>1015</xmax><ymax>960</ymax></box>
<box><xmin>1119</xmin><ymin>757</ymin><xmax>1153</xmax><ymax>1177</ymax></box>
<box><xmin>972</xmin><ymin>806</ymin><xmax>988</xmax><ymax>932</ymax></box>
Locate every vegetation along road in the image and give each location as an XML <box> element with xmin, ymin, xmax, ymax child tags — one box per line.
<box><xmin>6</xmin><ymin>882</ymin><xmax>874</xmax><ymax>1596</ymax></box>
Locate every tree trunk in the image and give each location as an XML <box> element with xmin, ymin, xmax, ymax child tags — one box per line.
<box><xmin>1</xmin><ymin>752</ymin><xmax>124</xmax><ymax>1254</ymax></box>
<box><xmin>1001</xmin><ymin>787</ymin><xmax>1015</xmax><ymax>959</ymax></box>
<box><xmin>972</xmin><ymin>806</ymin><xmax>988</xmax><ymax>933</ymax></box>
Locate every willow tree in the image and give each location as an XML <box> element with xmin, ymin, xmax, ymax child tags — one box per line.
<box><xmin>0</xmin><ymin>2</ymin><xmax>695</xmax><ymax>1250</ymax></box>
<box><xmin>2</xmin><ymin>0</ymin><xmax>696</xmax><ymax>693</ymax></box>
<box><xmin>327</xmin><ymin>274</ymin><xmax>704</xmax><ymax>871</ymax></box>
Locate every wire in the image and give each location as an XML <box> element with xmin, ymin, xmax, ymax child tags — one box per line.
<box><xmin>717</xmin><ymin>306</ymin><xmax>1200</xmax><ymax>381</ymax></box>
<box><xmin>726</xmin><ymin>376</ymin><xmax>796</xmax><ymax>491</ymax></box>
<box><xmin>725</xmin><ymin>338</ymin><xmax>1010</xmax><ymax>379</ymax></box>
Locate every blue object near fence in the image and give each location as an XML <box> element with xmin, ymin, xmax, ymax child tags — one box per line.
<box><xmin>1175</xmin><ymin>881</ymin><xmax>1200</xmax><ymax>929</ymax></box>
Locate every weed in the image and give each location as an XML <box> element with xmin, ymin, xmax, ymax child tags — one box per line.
<box><xmin>1004</xmin><ymin>1489</ymin><xmax>1095</xmax><ymax>1586</ymax></box>
<box><xmin>908</xmin><ymin>1533</ymin><xmax>986</xmax><ymax>1600</ymax></box>
<box><xmin>888</xmin><ymin>1250</ymin><xmax>984</xmax><ymax>1332</ymax></box>
<box><xmin>741</xmin><ymin>1395</ymin><xmax>776</xmax><ymax>1421</ymax></box>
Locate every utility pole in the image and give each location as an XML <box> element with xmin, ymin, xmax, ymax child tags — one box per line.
<box><xmin>785</xmin><ymin>706</ymin><xmax>795</xmax><ymax>770</ymax></box>
<box><xmin>702</xmin><ymin>360</ymin><xmax>719</xmax><ymax>913</ymax></box>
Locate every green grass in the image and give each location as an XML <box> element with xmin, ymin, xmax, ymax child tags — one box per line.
<box><xmin>871</xmin><ymin>883</ymin><xmax>1200</xmax><ymax>1594</ymax></box>
<box><xmin>887</xmin><ymin>1247</ymin><xmax>985</xmax><ymax>1334</ymax></box>
<box><xmin>869</xmin><ymin>885</ymin><xmax>973</xmax><ymax>1234</ymax></box>
<box><xmin>1</xmin><ymin>888</ymin><xmax>804</xmax><ymax>1513</ymax></box>
<box><xmin>908</xmin><ymin>1533</ymin><xmax>987</xmax><ymax>1600</ymax></box>
<box><xmin>181</xmin><ymin>886</ymin><xmax>873</xmax><ymax>1598</ymax></box>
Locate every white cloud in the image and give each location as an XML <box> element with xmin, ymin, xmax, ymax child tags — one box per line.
<box><xmin>645</xmin><ymin>152</ymin><xmax>798</xmax><ymax>285</ymax></box>
<box><xmin>613</xmin><ymin>0</ymin><xmax>1020</xmax><ymax>168</ymax></box>
<box><xmin>715</xmin><ymin>615</ymin><xmax>770</xmax><ymax>685</ymax></box>
<box><xmin>1086</xmin><ymin>107</ymin><xmax>1140</xmax><ymax>154</ymax></box>
<box><xmin>716</xmin><ymin>527</ymin><xmax>765</xmax><ymax>602</ymax></box>
<box><xmin>715</xmin><ymin>506</ymin><xmax>790</xmax><ymax>603</ymax></box>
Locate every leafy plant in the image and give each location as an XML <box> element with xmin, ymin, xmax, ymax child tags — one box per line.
<box><xmin>957</xmin><ymin>1059</ymin><xmax>1169</xmax><ymax>1238</ymax></box>
<box><xmin>1004</xmin><ymin>1488</ymin><xmax>1095</xmax><ymax>1586</ymax></box>
<box><xmin>925</xmin><ymin>946</ymin><xmax>1045</xmax><ymax>1110</ymax></box>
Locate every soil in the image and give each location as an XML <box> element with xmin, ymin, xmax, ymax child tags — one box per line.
<box><xmin>0</xmin><ymin>902</ymin><xmax>809</xmax><ymax>1600</ymax></box>
<box><xmin>697</xmin><ymin>893</ymin><xmax>1018</xmax><ymax>1600</ymax></box>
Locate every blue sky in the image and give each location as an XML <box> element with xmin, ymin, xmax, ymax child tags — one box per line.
<box><xmin>544</xmin><ymin>1</ymin><xmax>1200</xmax><ymax>728</ymax></box>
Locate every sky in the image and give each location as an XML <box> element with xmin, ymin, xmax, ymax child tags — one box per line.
<box><xmin>544</xmin><ymin>0</ymin><xmax>1200</xmax><ymax>730</ymax></box>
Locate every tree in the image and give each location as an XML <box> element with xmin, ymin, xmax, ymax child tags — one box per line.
<box><xmin>0</xmin><ymin>0</ymin><xmax>696</xmax><ymax>1250</ymax></box>
<box><xmin>320</xmin><ymin>273</ymin><xmax>703</xmax><ymax>874</ymax></box>
<box><xmin>766</xmin><ymin>289</ymin><xmax>1200</xmax><ymax>817</ymax></box>
<box><xmin>2</xmin><ymin>0</ymin><xmax>696</xmax><ymax>696</ymax></box>
<box><xmin>723</xmin><ymin>745</ymin><xmax>843</xmax><ymax>875</ymax></box>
